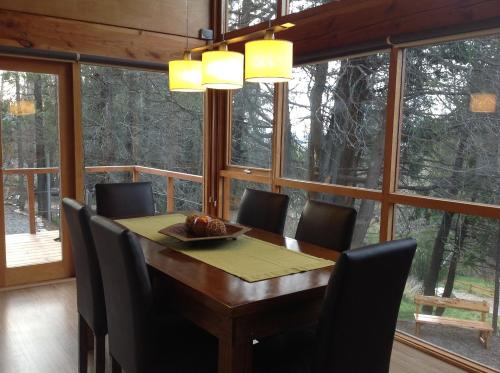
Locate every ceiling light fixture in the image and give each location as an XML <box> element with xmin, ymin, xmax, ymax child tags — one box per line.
<box><xmin>9</xmin><ymin>100</ymin><xmax>36</xmax><ymax>116</ymax></box>
<box><xmin>245</xmin><ymin>29</ymin><xmax>293</xmax><ymax>83</ymax></box>
<box><xmin>202</xmin><ymin>43</ymin><xmax>244</xmax><ymax>90</ymax></box>
<box><xmin>168</xmin><ymin>0</ymin><xmax>205</xmax><ymax>92</ymax></box>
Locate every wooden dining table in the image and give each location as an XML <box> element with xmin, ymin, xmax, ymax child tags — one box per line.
<box><xmin>137</xmin><ymin>225</ymin><xmax>340</xmax><ymax>373</ymax></box>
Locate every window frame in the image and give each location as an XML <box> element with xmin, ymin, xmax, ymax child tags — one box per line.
<box><xmin>216</xmin><ymin>28</ymin><xmax>500</xmax><ymax>373</ymax></box>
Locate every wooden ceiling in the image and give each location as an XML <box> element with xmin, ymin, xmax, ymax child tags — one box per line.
<box><xmin>0</xmin><ymin>0</ymin><xmax>210</xmax><ymax>62</ymax></box>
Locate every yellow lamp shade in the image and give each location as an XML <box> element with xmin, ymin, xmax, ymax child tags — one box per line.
<box><xmin>469</xmin><ymin>93</ymin><xmax>497</xmax><ymax>113</ymax></box>
<box><xmin>9</xmin><ymin>100</ymin><xmax>36</xmax><ymax>116</ymax></box>
<box><xmin>202</xmin><ymin>49</ymin><xmax>244</xmax><ymax>90</ymax></box>
<box><xmin>169</xmin><ymin>59</ymin><xmax>205</xmax><ymax>92</ymax></box>
<box><xmin>245</xmin><ymin>39</ymin><xmax>293</xmax><ymax>83</ymax></box>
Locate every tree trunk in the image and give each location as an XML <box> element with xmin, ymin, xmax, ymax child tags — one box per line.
<box><xmin>436</xmin><ymin>214</ymin><xmax>470</xmax><ymax>316</ymax></box>
<box><xmin>14</xmin><ymin>74</ymin><xmax>26</xmax><ymax>211</ymax></box>
<box><xmin>493</xmin><ymin>224</ymin><xmax>500</xmax><ymax>335</ymax></box>
<box><xmin>307</xmin><ymin>63</ymin><xmax>328</xmax><ymax>199</ymax></box>
<box><xmin>34</xmin><ymin>75</ymin><xmax>48</xmax><ymax>219</ymax></box>
<box><xmin>422</xmin><ymin>124</ymin><xmax>469</xmax><ymax>313</ymax></box>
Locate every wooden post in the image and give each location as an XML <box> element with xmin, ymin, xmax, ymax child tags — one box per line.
<box><xmin>380</xmin><ymin>48</ymin><xmax>404</xmax><ymax>242</ymax></box>
<box><xmin>27</xmin><ymin>173</ymin><xmax>36</xmax><ymax>234</ymax></box>
<box><xmin>167</xmin><ymin>177</ymin><xmax>174</xmax><ymax>213</ymax></box>
<box><xmin>132</xmin><ymin>167</ymin><xmax>140</xmax><ymax>182</ymax></box>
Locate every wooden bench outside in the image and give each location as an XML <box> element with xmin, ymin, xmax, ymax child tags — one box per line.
<box><xmin>414</xmin><ymin>295</ymin><xmax>493</xmax><ymax>348</ymax></box>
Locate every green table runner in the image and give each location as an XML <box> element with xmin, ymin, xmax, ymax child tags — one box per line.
<box><xmin>117</xmin><ymin>214</ymin><xmax>334</xmax><ymax>282</ymax></box>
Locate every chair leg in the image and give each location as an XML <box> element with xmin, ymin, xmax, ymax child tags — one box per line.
<box><xmin>94</xmin><ymin>334</ymin><xmax>106</xmax><ymax>373</ymax></box>
<box><xmin>78</xmin><ymin>314</ymin><xmax>89</xmax><ymax>373</ymax></box>
<box><xmin>111</xmin><ymin>355</ymin><xmax>121</xmax><ymax>373</ymax></box>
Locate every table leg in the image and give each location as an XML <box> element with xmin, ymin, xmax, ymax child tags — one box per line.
<box><xmin>218</xmin><ymin>320</ymin><xmax>253</xmax><ymax>373</ymax></box>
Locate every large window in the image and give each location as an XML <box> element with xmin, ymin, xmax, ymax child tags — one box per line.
<box><xmin>231</xmin><ymin>83</ymin><xmax>274</xmax><ymax>168</ymax></box>
<box><xmin>288</xmin><ymin>0</ymin><xmax>335</xmax><ymax>13</ymax></box>
<box><xmin>222</xmin><ymin>32</ymin><xmax>500</xmax><ymax>371</ymax></box>
<box><xmin>226</xmin><ymin>0</ymin><xmax>276</xmax><ymax>31</ymax></box>
<box><xmin>81</xmin><ymin>65</ymin><xmax>204</xmax><ymax>212</ymax></box>
<box><xmin>399</xmin><ymin>36</ymin><xmax>500</xmax><ymax>205</ymax></box>
<box><xmin>395</xmin><ymin>35</ymin><xmax>500</xmax><ymax>370</ymax></box>
<box><xmin>284</xmin><ymin>52</ymin><xmax>390</xmax><ymax>189</ymax></box>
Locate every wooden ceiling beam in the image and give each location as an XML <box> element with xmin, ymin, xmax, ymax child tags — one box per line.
<box><xmin>223</xmin><ymin>0</ymin><xmax>500</xmax><ymax>59</ymax></box>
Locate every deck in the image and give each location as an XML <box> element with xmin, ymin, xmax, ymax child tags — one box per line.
<box><xmin>6</xmin><ymin>230</ymin><xmax>62</xmax><ymax>268</ymax></box>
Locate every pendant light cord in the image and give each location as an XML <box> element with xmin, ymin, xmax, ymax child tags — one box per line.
<box><xmin>185</xmin><ymin>0</ymin><xmax>189</xmax><ymax>50</ymax></box>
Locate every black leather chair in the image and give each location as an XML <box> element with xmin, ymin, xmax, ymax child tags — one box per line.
<box><xmin>295</xmin><ymin>199</ymin><xmax>357</xmax><ymax>251</ymax></box>
<box><xmin>236</xmin><ymin>188</ymin><xmax>289</xmax><ymax>235</ymax></box>
<box><xmin>95</xmin><ymin>181</ymin><xmax>155</xmax><ymax>219</ymax></box>
<box><xmin>254</xmin><ymin>238</ymin><xmax>417</xmax><ymax>373</ymax></box>
<box><xmin>62</xmin><ymin>198</ymin><xmax>107</xmax><ymax>373</ymax></box>
<box><xmin>89</xmin><ymin>215</ymin><xmax>217</xmax><ymax>373</ymax></box>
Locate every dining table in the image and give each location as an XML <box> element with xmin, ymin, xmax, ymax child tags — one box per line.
<box><xmin>128</xmin><ymin>214</ymin><xmax>340</xmax><ymax>373</ymax></box>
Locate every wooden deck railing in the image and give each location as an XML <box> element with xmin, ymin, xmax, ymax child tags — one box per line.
<box><xmin>2</xmin><ymin>165</ymin><xmax>203</xmax><ymax>234</ymax></box>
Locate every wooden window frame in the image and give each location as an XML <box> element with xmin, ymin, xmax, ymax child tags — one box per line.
<box><xmin>212</xmin><ymin>6</ymin><xmax>500</xmax><ymax>367</ymax></box>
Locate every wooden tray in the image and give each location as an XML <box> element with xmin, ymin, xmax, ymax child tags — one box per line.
<box><xmin>158</xmin><ymin>222</ymin><xmax>251</xmax><ymax>242</ymax></box>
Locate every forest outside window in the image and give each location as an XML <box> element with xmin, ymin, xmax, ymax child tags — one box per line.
<box><xmin>231</xmin><ymin>83</ymin><xmax>274</xmax><ymax>168</ymax></box>
<box><xmin>396</xmin><ymin>205</ymin><xmax>500</xmax><ymax>370</ymax></box>
<box><xmin>226</xmin><ymin>0</ymin><xmax>276</xmax><ymax>31</ymax></box>
<box><xmin>288</xmin><ymin>0</ymin><xmax>336</xmax><ymax>14</ymax></box>
<box><xmin>80</xmin><ymin>65</ymin><xmax>204</xmax><ymax>212</ymax></box>
<box><xmin>398</xmin><ymin>35</ymin><xmax>500</xmax><ymax>206</ymax></box>
<box><xmin>283</xmin><ymin>52</ymin><xmax>390</xmax><ymax>190</ymax></box>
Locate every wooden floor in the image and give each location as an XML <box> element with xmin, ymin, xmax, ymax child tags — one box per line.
<box><xmin>5</xmin><ymin>230</ymin><xmax>61</xmax><ymax>268</ymax></box>
<box><xmin>0</xmin><ymin>280</ymin><xmax>467</xmax><ymax>373</ymax></box>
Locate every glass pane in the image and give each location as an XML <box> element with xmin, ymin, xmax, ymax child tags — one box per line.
<box><xmin>398</xmin><ymin>35</ymin><xmax>500</xmax><ymax>205</ymax></box>
<box><xmin>283</xmin><ymin>52</ymin><xmax>390</xmax><ymax>189</ymax></box>
<box><xmin>80</xmin><ymin>65</ymin><xmax>203</xmax><ymax>210</ymax></box>
<box><xmin>227</xmin><ymin>0</ymin><xmax>276</xmax><ymax>31</ymax></box>
<box><xmin>231</xmin><ymin>83</ymin><xmax>274</xmax><ymax>168</ymax></box>
<box><xmin>228</xmin><ymin>179</ymin><xmax>270</xmax><ymax>221</ymax></box>
<box><xmin>289</xmin><ymin>0</ymin><xmax>335</xmax><ymax>13</ymax></box>
<box><xmin>396</xmin><ymin>205</ymin><xmax>500</xmax><ymax>370</ymax></box>
<box><xmin>283</xmin><ymin>188</ymin><xmax>380</xmax><ymax>247</ymax></box>
<box><xmin>1</xmin><ymin>70</ymin><xmax>62</xmax><ymax>268</ymax></box>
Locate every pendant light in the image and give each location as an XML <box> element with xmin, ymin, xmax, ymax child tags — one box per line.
<box><xmin>469</xmin><ymin>93</ymin><xmax>497</xmax><ymax>113</ymax></box>
<box><xmin>202</xmin><ymin>43</ymin><xmax>244</xmax><ymax>90</ymax></box>
<box><xmin>245</xmin><ymin>29</ymin><xmax>293</xmax><ymax>83</ymax></box>
<box><xmin>168</xmin><ymin>0</ymin><xmax>204</xmax><ymax>92</ymax></box>
<box><xmin>9</xmin><ymin>100</ymin><xmax>35</xmax><ymax>116</ymax></box>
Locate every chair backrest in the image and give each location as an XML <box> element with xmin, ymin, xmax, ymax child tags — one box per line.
<box><xmin>314</xmin><ymin>239</ymin><xmax>416</xmax><ymax>373</ymax></box>
<box><xmin>89</xmin><ymin>215</ymin><xmax>155</xmax><ymax>373</ymax></box>
<box><xmin>62</xmin><ymin>198</ymin><xmax>107</xmax><ymax>335</ymax></box>
<box><xmin>295</xmin><ymin>200</ymin><xmax>357</xmax><ymax>251</ymax></box>
<box><xmin>236</xmin><ymin>188</ymin><xmax>289</xmax><ymax>235</ymax></box>
<box><xmin>95</xmin><ymin>181</ymin><xmax>155</xmax><ymax>219</ymax></box>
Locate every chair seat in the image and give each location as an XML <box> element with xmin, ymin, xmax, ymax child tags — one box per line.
<box><xmin>151</xmin><ymin>317</ymin><xmax>218</xmax><ymax>373</ymax></box>
<box><xmin>253</xmin><ymin>327</ymin><xmax>316</xmax><ymax>373</ymax></box>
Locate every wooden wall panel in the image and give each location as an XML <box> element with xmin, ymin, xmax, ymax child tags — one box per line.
<box><xmin>0</xmin><ymin>9</ymin><xmax>204</xmax><ymax>62</ymax></box>
<box><xmin>0</xmin><ymin>0</ymin><xmax>209</xmax><ymax>38</ymax></box>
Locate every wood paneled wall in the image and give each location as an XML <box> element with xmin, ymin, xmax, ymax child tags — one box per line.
<box><xmin>0</xmin><ymin>0</ymin><xmax>210</xmax><ymax>62</ymax></box>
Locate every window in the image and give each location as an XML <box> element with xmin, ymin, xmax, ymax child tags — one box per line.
<box><xmin>283</xmin><ymin>52</ymin><xmax>390</xmax><ymax>189</ymax></box>
<box><xmin>282</xmin><ymin>188</ymin><xmax>380</xmax><ymax>247</ymax></box>
<box><xmin>81</xmin><ymin>65</ymin><xmax>203</xmax><ymax>212</ymax></box>
<box><xmin>228</xmin><ymin>179</ymin><xmax>270</xmax><ymax>221</ymax></box>
<box><xmin>231</xmin><ymin>83</ymin><xmax>274</xmax><ymax>168</ymax></box>
<box><xmin>399</xmin><ymin>35</ymin><xmax>500</xmax><ymax>205</ymax></box>
<box><xmin>396</xmin><ymin>205</ymin><xmax>500</xmax><ymax>370</ymax></box>
<box><xmin>226</xmin><ymin>0</ymin><xmax>276</xmax><ymax>31</ymax></box>
<box><xmin>288</xmin><ymin>0</ymin><xmax>335</xmax><ymax>14</ymax></box>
